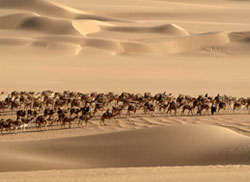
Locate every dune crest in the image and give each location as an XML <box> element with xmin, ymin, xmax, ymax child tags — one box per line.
<box><xmin>162</xmin><ymin>31</ymin><xmax>231</xmax><ymax>54</ymax></box>
<box><xmin>104</xmin><ymin>23</ymin><xmax>189</xmax><ymax>36</ymax></box>
<box><xmin>72</xmin><ymin>20</ymin><xmax>113</xmax><ymax>36</ymax></box>
<box><xmin>0</xmin><ymin>0</ymin><xmax>84</xmax><ymax>19</ymax></box>
<box><xmin>0</xmin><ymin>13</ymin><xmax>80</xmax><ymax>35</ymax></box>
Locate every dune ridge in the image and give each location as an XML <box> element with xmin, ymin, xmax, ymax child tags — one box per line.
<box><xmin>0</xmin><ymin>0</ymin><xmax>84</xmax><ymax>19</ymax></box>
<box><xmin>104</xmin><ymin>23</ymin><xmax>189</xmax><ymax>36</ymax></box>
<box><xmin>1</xmin><ymin>124</ymin><xmax>250</xmax><ymax>172</ymax></box>
<box><xmin>0</xmin><ymin>13</ymin><xmax>80</xmax><ymax>35</ymax></box>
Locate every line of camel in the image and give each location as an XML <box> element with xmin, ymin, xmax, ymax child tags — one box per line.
<box><xmin>0</xmin><ymin>91</ymin><xmax>249</xmax><ymax>134</ymax></box>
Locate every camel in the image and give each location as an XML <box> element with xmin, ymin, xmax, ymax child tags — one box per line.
<box><xmin>44</xmin><ymin>108</ymin><xmax>55</xmax><ymax>120</ymax></box>
<box><xmin>100</xmin><ymin>110</ymin><xmax>114</xmax><ymax>126</ymax></box>
<box><xmin>112</xmin><ymin>105</ymin><xmax>124</xmax><ymax>117</ymax></box>
<box><xmin>144</xmin><ymin>102</ymin><xmax>155</xmax><ymax>114</ymax></box>
<box><xmin>71</xmin><ymin>98</ymin><xmax>81</xmax><ymax>108</ymax></box>
<box><xmin>233</xmin><ymin>102</ymin><xmax>241</xmax><ymax>111</ymax></box>
<box><xmin>32</xmin><ymin>99</ymin><xmax>43</xmax><ymax>111</ymax></box>
<box><xmin>23</xmin><ymin>100</ymin><xmax>32</xmax><ymax>110</ymax></box>
<box><xmin>70</xmin><ymin>108</ymin><xmax>81</xmax><ymax>118</ymax></box>
<box><xmin>44</xmin><ymin>97</ymin><xmax>54</xmax><ymax>108</ymax></box>
<box><xmin>57</xmin><ymin>108</ymin><xmax>67</xmax><ymax>125</ymax></box>
<box><xmin>80</xmin><ymin>106</ymin><xmax>91</xmax><ymax>115</ymax></box>
<box><xmin>127</xmin><ymin>105</ymin><xmax>137</xmax><ymax>116</ymax></box>
<box><xmin>0</xmin><ymin>101</ymin><xmax>8</xmax><ymax>110</ymax></box>
<box><xmin>61</xmin><ymin>116</ymin><xmax>77</xmax><ymax>129</ymax></box>
<box><xmin>10</xmin><ymin>119</ymin><xmax>23</xmax><ymax>132</ymax></box>
<box><xmin>158</xmin><ymin>103</ymin><xmax>169</xmax><ymax>113</ymax></box>
<box><xmin>11</xmin><ymin>99</ymin><xmax>21</xmax><ymax>110</ymax></box>
<box><xmin>199</xmin><ymin>104</ymin><xmax>210</xmax><ymax>115</ymax></box>
<box><xmin>167</xmin><ymin>101</ymin><xmax>179</xmax><ymax>115</ymax></box>
<box><xmin>35</xmin><ymin>115</ymin><xmax>48</xmax><ymax>130</ymax></box>
<box><xmin>217</xmin><ymin>102</ymin><xmax>227</xmax><ymax>113</ymax></box>
<box><xmin>181</xmin><ymin>104</ymin><xmax>194</xmax><ymax>115</ymax></box>
<box><xmin>27</xmin><ymin>109</ymin><xmax>38</xmax><ymax>119</ymax></box>
<box><xmin>16</xmin><ymin>110</ymin><xmax>26</xmax><ymax>121</ymax></box>
<box><xmin>0</xmin><ymin>119</ymin><xmax>14</xmax><ymax>134</ymax></box>
<box><xmin>78</xmin><ymin>113</ymin><xmax>95</xmax><ymax>127</ymax></box>
<box><xmin>10</xmin><ymin>118</ymin><xmax>33</xmax><ymax>132</ymax></box>
<box><xmin>19</xmin><ymin>117</ymin><xmax>34</xmax><ymax>131</ymax></box>
<box><xmin>94</xmin><ymin>102</ymin><xmax>105</xmax><ymax>113</ymax></box>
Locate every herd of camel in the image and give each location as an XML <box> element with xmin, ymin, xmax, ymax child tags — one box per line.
<box><xmin>0</xmin><ymin>90</ymin><xmax>249</xmax><ymax>134</ymax></box>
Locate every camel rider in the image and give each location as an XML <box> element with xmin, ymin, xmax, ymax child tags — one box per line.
<box><xmin>158</xmin><ymin>94</ymin><xmax>163</xmax><ymax>102</ymax></box>
<box><xmin>82</xmin><ymin>106</ymin><xmax>90</xmax><ymax>115</ymax></box>
<box><xmin>106</xmin><ymin>109</ymin><xmax>112</xmax><ymax>116</ymax></box>
<box><xmin>215</xmin><ymin>94</ymin><xmax>220</xmax><ymax>100</ymax></box>
<box><xmin>197</xmin><ymin>105</ymin><xmax>201</xmax><ymax>115</ymax></box>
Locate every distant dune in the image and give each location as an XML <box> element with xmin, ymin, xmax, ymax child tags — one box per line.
<box><xmin>1</xmin><ymin>0</ymin><xmax>250</xmax><ymax>56</ymax></box>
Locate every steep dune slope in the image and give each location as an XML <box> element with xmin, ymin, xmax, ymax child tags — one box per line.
<box><xmin>0</xmin><ymin>13</ymin><xmax>80</xmax><ymax>35</ymax></box>
<box><xmin>0</xmin><ymin>0</ymin><xmax>84</xmax><ymax>19</ymax></box>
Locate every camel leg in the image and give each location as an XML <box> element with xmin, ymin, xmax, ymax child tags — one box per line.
<box><xmin>78</xmin><ymin>119</ymin><xmax>81</xmax><ymax>128</ymax></box>
<box><xmin>181</xmin><ymin>109</ymin><xmax>185</xmax><ymax>115</ymax></box>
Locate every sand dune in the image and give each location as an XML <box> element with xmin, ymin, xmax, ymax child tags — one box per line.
<box><xmin>0</xmin><ymin>0</ymin><xmax>128</xmax><ymax>22</ymax></box>
<box><xmin>229</xmin><ymin>31</ymin><xmax>250</xmax><ymax>42</ymax></box>
<box><xmin>1</xmin><ymin>124</ymin><xmax>250</xmax><ymax>172</ymax></box>
<box><xmin>1</xmin><ymin>165</ymin><xmax>250</xmax><ymax>182</ymax></box>
<box><xmin>0</xmin><ymin>37</ymin><xmax>31</xmax><ymax>46</ymax></box>
<box><xmin>0</xmin><ymin>13</ymin><xmax>80</xmax><ymax>35</ymax></box>
<box><xmin>162</xmin><ymin>31</ymin><xmax>231</xmax><ymax>54</ymax></box>
<box><xmin>1</xmin><ymin>11</ymin><xmax>249</xmax><ymax>56</ymax></box>
<box><xmin>73</xmin><ymin>20</ymin><xmax>113</xmax><ymax>36</ymax></box>
<box><xmin>0</xmin><ymin>0</ymin><xmax>84</xmax><ymax>19</ymax></box>
<box><xmin>104</xmin><ymin>24</ymin><xmax>189</xmax><ymax>36</ymax></box>
<box><xmin>0</xmin><ymin>0</ymin><xmax>249</xmax><ymax>57</ymax></box>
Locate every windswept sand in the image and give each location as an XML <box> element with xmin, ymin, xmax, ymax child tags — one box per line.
<box><xmin>1</xmin><ymin>166</ymin><xmax>250</xmax><ymax>182</ymax></box>
<box><xmin>1</xmin><ymin>124</ymin><xmax>250</xmax><ymax>172</ymax></box>
<box><xmin>1</xmin><ymin>115</ymin><xmax>250</xmax><ymax>181</ymax></box>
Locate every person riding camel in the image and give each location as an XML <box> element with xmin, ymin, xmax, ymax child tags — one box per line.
<box><xmin>105</xmin><ymin>109</ymin><xmax>112</xmax><ymax>117</ymax></box>
<box><xmin>158</xmin><ymin>94</ymin><xmax>163</xmax><ymax>102</ymax></box>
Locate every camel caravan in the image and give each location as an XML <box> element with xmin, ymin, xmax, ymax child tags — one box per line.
<box><xmin>0</xmin><ymin>90</ymin><xmax>249</xmax><ymax>134</ymax></box>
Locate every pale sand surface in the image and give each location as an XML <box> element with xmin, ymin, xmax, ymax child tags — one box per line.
<box><xmin>1</xmin><ymin>165</ymin><xmax>250</xmax><ymax>182</ymax></box>
<box><xmin>1</xmin><ymin>0</ymin><xmax>250</xmax><ymax>181</ymax></box>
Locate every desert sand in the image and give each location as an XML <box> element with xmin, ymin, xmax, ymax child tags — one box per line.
<box><xmin>1</xmin><ymin>114</ymin><xmax>250</xmax><ymax>181</ymax></box>
<box><xmin>1</xmin><ymin>0</ymin><xmax>250</xmax><ymax>181</ymax></box>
